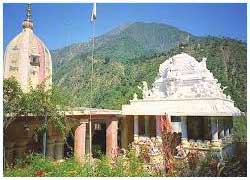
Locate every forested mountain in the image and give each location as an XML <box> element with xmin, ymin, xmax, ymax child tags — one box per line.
<box><xmin>51</xmin><ymin>22</ymin><xmax>193</xmax><ymax>68</ymax></box>
<box><xmin>51</xmin><ymin>22</ymin><xmax>247</xmax><ymax>112</ymax></box>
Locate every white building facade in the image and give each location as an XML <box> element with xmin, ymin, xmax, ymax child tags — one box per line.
<box><xmin>121</xmin><ymin>53</ymin><xmax>241</xmax><ymax>155</ymax></box>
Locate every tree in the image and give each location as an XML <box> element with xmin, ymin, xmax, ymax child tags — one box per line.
<box><xmin>3</xmin><ymin>78</ymin><xmax>70</xmax><ymax>136</ymax></box>
<box><xmin>3</xmin><ymin>78</ymin><xmax>24</xmax><ymax>131</ymax></box>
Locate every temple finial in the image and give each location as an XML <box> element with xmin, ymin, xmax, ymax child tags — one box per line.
<box><xmin>22</xmin><ymin>3</ymin><xmax>33</xmax><ymax>29</ymax></box>
<box><xmin>26</xmin><ymin>3</ymin><xmax>32</xmax><ymax>22</ymax></box>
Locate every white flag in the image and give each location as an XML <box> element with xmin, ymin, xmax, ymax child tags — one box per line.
<box><xmin>91</xmin><ymin>3</ymin><xmax>96</xmax><ymax>22</ymax></box>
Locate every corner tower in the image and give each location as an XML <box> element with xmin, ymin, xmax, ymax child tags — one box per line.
<box><xmin>4</xmin><ymin>3</ymin><xmax>52</xmax><ymax>92</ymax></box>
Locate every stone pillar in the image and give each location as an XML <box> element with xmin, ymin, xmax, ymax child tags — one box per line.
<box><xmin>156</xmin><ymin>115</ymin><xmax>161</xmax><ymax>139</ymax></box>
<box><xmin>74</xmin><ymin>122</ymin><xmax>87</xmax><ymax>162</ymax></box>
<box><xmin>211</xmin><ymin>117</ymin><xmax>220</xmax><ymax>148</ymax></box>
<box><xmin>218</xmin><ymin>120</ymin><xmax>225</xmax><ymax>139</ymax></box>
<box><xmin>144</xmin><ymin>115</ymin><xmax>149</xmax><ymax>136</ymax></box>
<box><xmin>85</xmin><ymin>124</ymin><xmax>90</xmax><ymax>154</ymax></box>
<box><xmin>5</xmin><ymin>142</ymin><xmax>15</xmax><ymax>167</ymax></box>
<box><xmin>121</xmin><ymin>119</ymin><xmax>128</xmax><ymax>149</ymax></box>
<box><xmin>180</xmin><ymin>116</ymin><xmax>188</xmax><ymax>145</ymax></box>
<box><xmin>134</xmin><ymin>115</ymin><xmax>139</xmax><ymax>141</ymax></box>
<box><xmin>106</xmin><ymin>118</ymin><xmax>118</xmax><ymax>157</ymax></box>
<box><xmin>55</xmin><ymin>138</ymin><xmax>64</xmax><ymax>160</ymax></box>
<box><xmin>15</xmin><ymin>140</ymin><xmax>28</xmax><ymax>159</ymax></box>
<box><xmin>47</xmin><ymin>138</ymin><xmax>56</xmax><ymax>160</ymax></box>
<box><xmin>224</xmin><ymin>119</ymin><xmax>230</xmax><ymax>137</ymax></box>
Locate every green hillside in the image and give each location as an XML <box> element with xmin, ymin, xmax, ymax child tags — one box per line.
<box><xmin>52</xmin><ymin>22</ymin><xmax>246</xmax><ymax>112</ymax></box>
<box><xmin>51</xmin><ymin>22</ymin><xmax>192</xmax><ymax>67</ymax></box>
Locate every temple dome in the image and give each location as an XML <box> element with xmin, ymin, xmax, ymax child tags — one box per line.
<box><xmin>4</xmin><ymin>4</ymin><xmax>52</xmax><ymax>92</ymax></box>
<box><xmin>159</xmin><ymin>53</ymin><xmax>201</xmax><ymax>77</ymax></box>
<box><xmin>151</xmin><ymin>53</ymin><xmax>227</xmax><ymax>99</ymax></box>
<box><xmin>122</xmin><ymin>53</ymin><xmax>241</xmax><ymax>116</ymax></box>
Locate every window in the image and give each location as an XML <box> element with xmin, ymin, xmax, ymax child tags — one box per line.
<box><xmin>94</xmin><ymin>123</ymin><xmax>102</xmax><ymax>131</ymax></box>
<box><xmin>30</xmin><ymin>55</ymin><xmax>40</xmax><ymax>66</ymax></box>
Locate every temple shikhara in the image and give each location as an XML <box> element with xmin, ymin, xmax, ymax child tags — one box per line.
<box><xmin>3</xmin><ymin>4</ymin><xmax>242</xmax><ymax>167</ymax></box>
<box><xmin>4</xmin><ymin>4</ymin><xmax>52</xmax><ymax>92</ymax></box>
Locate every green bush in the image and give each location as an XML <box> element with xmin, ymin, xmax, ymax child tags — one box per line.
<box><xmin>233</xmin><ymin>115</ymin><xmax>247</xmax><ymax>142</ymax></box>
<box><xmin>4</xmin><ymin>154</ymin><xmax>54</xmax><ymax>177</ymax></box>
<box><xmin>4</xmin><ymin>150</ymin><xmax>157</xmax><ymax>177</ymax></box>
<box><xmin>4</xmin><ymin>149</ymin><xmax>247</xmax><ymax>177</ymax></box>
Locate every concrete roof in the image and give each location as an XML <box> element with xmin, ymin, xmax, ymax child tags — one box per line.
<box><xmin>63</xmin><ymin>107</ymin><xmax>121</xmax><ymax>116</ymax></box>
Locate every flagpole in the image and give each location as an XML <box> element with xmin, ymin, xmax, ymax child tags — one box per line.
<box><xmin>89</xmin><ymin>6</ymin><xmax>96</xmax><ymax>159</ymax></box>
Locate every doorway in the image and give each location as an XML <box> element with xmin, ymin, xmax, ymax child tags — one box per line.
<box><xmin>64</xmin><ymin>128</ymin><xmax>75</xmax><ymax>158</ymax></box>
<box><xmin>92</xmin><ymin>122</ymin><xmax>106</xmax><ymax>158</ymax></box>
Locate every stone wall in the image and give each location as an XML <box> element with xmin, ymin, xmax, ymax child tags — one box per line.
<box><xmin>131</xmin><ymin>136</ymin><xmax>165</xmax><ymax>172</ymax></box>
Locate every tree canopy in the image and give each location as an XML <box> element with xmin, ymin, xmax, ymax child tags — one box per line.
<box><xmin>3</xmin><ymin>78</ymin><xmax>71</xmax><ymax>136</ymax></box>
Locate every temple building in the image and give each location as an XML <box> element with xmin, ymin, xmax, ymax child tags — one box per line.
<box><xmin>4</xmin><ymin>4</ymin><xmax>52</xmax><ymax>92</ymax></box>
<box><xmin>4</xmin><ymin>4</ymin><xmax>242</xmax><ymax>167</ymax></box>
<box><xmin>121</xmin><ymin>53</ymin><xmax>241</xmax><ymax>156</ymax></box>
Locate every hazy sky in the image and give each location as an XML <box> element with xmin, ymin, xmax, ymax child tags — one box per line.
<box><xmin>3</xmin><ymin>3</ymin><xmax>247</xmax><ymax>50</ymax></box>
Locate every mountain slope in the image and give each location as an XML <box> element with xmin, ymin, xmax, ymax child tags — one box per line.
<box><xmin>51</xmin><ymin>22</ymin><xmax>246</xmax><ymax>112</ymax></box>
<box><xmin>51</xmin><ymin>22</ymin><xmax>193</xmax><ymax>68</ymax></box>
<box><xmin>51</xmin><ymin>43</ymin><xmax>87</xmax><ymax>70</ymax></box>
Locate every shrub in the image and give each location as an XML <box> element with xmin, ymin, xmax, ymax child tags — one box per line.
<box><xmin>4</xmin><ymin>150</ymin><xmax>158</xmax><ymax>177</ymax></box>
<box><xmin>4</xmin><ymin>154</ymin><xmax>54</xmax><ymax>177</ymax></box>
<box><xmin>233</xmin><ymin>115</ymin><xmax>247</xmax><ymax>142</ymax></box>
